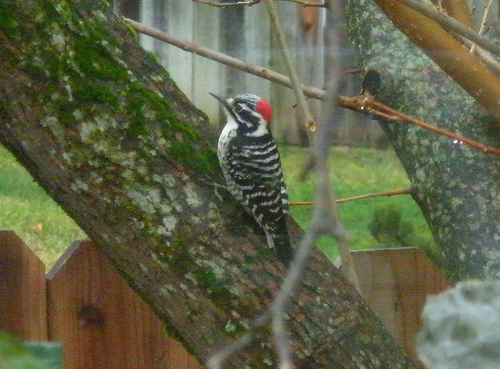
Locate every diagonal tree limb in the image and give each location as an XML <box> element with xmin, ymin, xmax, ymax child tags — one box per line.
<box><xmin>123</xmin><ymin>18</ymin><xmax>326</xmax><ymax>101</ymax></box>
<box><xmin>128</xmin><ymin>2</ymin><xmax>500</xmax><ymax>124</ymax></box>
<box><xmin>375</xmin><ymin>0</ymin><xmax>500</xmax><ymax>124</ymax></box>
<box><xmin>340</xmin><ymin>96</ymin><xmax>500</xmax><ymax>157</ymax></box>
<box><xmin>124</xmin><ymin>16</ymin><xmax>500</xmax><ymax>146</ymax></box>
<box><xmin>395</xmin><ymin>0</ymin><xmax>500</xmax><ymax>56</ymax></box>
<box><xmin>290</xmin><ymin>187</ymin><xmax>413</xmax><ymax>206</ymax></box>
<box><xmin>192</xmin><ymin>0</ymin><xmax>329</xmax><ymax>8</ymax></box>
<box><xmin>440</xmin><ymin>0</ymin><xmax>474</xmax><ymax>29</ymax></box>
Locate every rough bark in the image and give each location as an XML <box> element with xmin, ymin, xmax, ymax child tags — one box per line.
<box><xmin>0</xmin><ymin>1</ymin><xmax>416</xmax><ymax>368</ymax></box>
<box><xmin>345</xmin><ymin>0</ymin><xmax>500</xmax><ymax>282</ymax></box>
<box><xmin>417</xmin><ymin>280</ymin><xmax>500</xmax><ymax>369</ymax></box>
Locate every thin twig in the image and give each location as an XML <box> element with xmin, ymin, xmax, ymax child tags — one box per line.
<box><xmin>340</xmin><ymin>96</ymin><xmax>500</xmax><ymax>157</ymax></box>
<box><xmin>281</xmin><ymin>0</ymin><xmax>328</xmax><ymax>7</ymax></box>
<box><xmin>192</xmin><ymin>0</ymin><xmax>261</xmax><ymax>7</ymax></box>
<box><xmin>264</xmin><ymin>0</ymin><xmax>316</xmax><ymax>133</ymax></box>
<box><xmin>470</xmin><ymin>0</ymin><xmax>493</xmax><ymax>54</ymax></box>
<box><xmin>462</xmin><ymin>36</ymin><xmax>500</xmax><ymax>76</ymax></box>
<box><xmin>395</xmin><ymin>0</ymin><xmax>500</xmax><ymax>57</ymax></box>
<box><xmin>123</xmin><ymin>18</ymin><xmax>326</xmax><ymax>101</ymax></box>
<box><xmin>192</xmin><ymin>0</ymin><xmax>328</xmax><ymax>7</ymax></box>
<box><xmin>264</xmin><ymin>1</ymin><xmax>318</xmax><ymax>366</ymax></box>
<box><xmin>210</xmin><ymin>2</ymin><xmax>354</xmax><ymax>366</ymax></box>
<box><xmin>289</xmin><ymin>187</ymin><xmax>413</xmax><ymax>206</ymax></box>
<box><xmin>124</xmin><ymin>18</ymin><xmax>500</xmax><ymax>155</ymax></box>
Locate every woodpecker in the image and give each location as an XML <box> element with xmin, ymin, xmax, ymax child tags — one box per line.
<box><xmin>210</xmin><ymin>92</ymin><xmax>293</xmax><ymax>267</ymax></box>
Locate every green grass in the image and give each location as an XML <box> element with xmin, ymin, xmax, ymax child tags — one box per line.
<box><xmin>0</xmin><ymin>146</ymin><xmax>86</xmax><ymax>268</ymax></box>
<box><xmin>280</xmin><ymin>146</ymin><xmax>435</xmax><ymax>259</ymax></box>
<box><xmin>0</xmin><ymin>144</ymin><xmax>434</xmax><ymax>268</ymax></box>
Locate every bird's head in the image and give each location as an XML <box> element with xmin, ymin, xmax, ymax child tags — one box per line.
<box><xmin>210</xmin><ymin>92</ymin><xmax>272</xmax><ymax>137</ymax></box>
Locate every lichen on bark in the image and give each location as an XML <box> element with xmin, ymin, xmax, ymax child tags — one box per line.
<box><xmin>0</xmin><ymin>0</ymin><xmax>419</xmax><ymax>367</ymax></box>
<box><xmin>344</xmin><ymin>0</ymin><xmax>500</xmax><ymax>281</ymax></box>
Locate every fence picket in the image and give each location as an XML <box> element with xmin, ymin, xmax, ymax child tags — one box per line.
<box><xmin>46</xmin><ymin>240</ymin><xmax>201</xmax><ymax>369</ymax></box>
<box><xmin>0</xmin><ymin>231</ymin><xmax>449</xmax><ymax>368</ymax></box>
<box><xmin>0</xmin><ymin>230</ymin><xmax>47</xmax><ymax>340</ymax></box>
<box><xmin>336</xmin><ymin>247</ymin><xmax>449</xmax><ymax>363</ymax></box>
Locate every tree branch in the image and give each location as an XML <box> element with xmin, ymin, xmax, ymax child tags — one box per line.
<box><xmin>126</xmin><ymin>17</ymin><xmax>499</xmax><ymax>158</ymax></box>
<box><xmin>470</xmin><ymin>0</ymin><xmax>493</xmax><ymax>54</ymax></box>
<box><xmin>123</xmin><ymin>18</ymin><xmax>326</xmax><ymax>101</ymax></box>
<box><xmin>192</xmin><ymin>0</ymin><xmax>261</xmax><ymax>7</ymax></box>
<box><xmin>264</xmin><ymin>0</ymin><xmax>316</xmax><ymax>133</ymax></box>
<box><xmin>374</xmin><ymin>0</ymin><xmax>500</xmax><ymax>123</ymax></box>
<box><xmin>440</xmin><ymin>0</ymin><xmax>474</xmax><ymax>29</ymax></box>
<box><xmin>340</xmin><ymin>96</ymin><xmax>500</xmax><ymax>157</ymax></box>
<box><xmin>290</xmin><ymin>187</ymin><xmax>413</xmax><ymax>206</ymax></box>
<box><xmin>192</xmin><ymin>0</ymin><xmax>329</xmax><ymax>8</ymax></box>
<box><xmin>395</xmin><ymin>0</ymin><xmax>500</xmax><ymax>57</ymax></box>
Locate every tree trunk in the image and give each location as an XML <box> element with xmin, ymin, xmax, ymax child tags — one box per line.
<box><xmin>345</xmin><ymin>0</ymin><xmax>500</xmax><ymax>282</ymax></box>
<box><xmin>0</xmin><ymin>0</ymin><xmax>416</xmax><ymax>368</ymax></box>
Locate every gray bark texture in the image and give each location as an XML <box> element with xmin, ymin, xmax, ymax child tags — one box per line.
<box><xmin>417</xmin><ymin>280</ymin><xmax>500</xmax><ymax>369</ymax></box>
<box><xmin>345</xmin><ymin>0</ymin><xmax>500</xmax><ymax>282</ymax></box>
<box><xmin>0</xmin><ymin>0</ymin><xmax>417</xmax><ymax>368</ymax></box>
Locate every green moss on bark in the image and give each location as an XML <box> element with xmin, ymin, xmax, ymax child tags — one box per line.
<box><xmin>2</xmin><ymin>0</ymin><xmax>218</xmax><ymax>180</ymax></box>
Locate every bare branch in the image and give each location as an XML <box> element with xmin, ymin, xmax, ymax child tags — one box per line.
<box><xmin>192</xmin><ymin>0</ymin><xmax>328</xmax><ymax>8</ymax></box>
<box><xmin>263</xmin><ymin>1</ymin><xmax>319</xmax><ymax>366</ymax></box>
<box><xmin>280</xmin><ymin>0</ymin><xmax>328</xmax><ymax>7</ymax></box>
<box><xmin>192</xmin><ymin>0</ymin><xmax>261</xmax><ymax>7</ymax></box>
<box><xmin>439</xmin><ymin>0</ymin><xmax>474</xmax><ymax>29</ymax></box>
<box><xmin>209</xmin><ymin>2</ymin><xmax>357</xmax><ymax>366</ymax></box>
<box><xmin>289</xmin><ymin>187</ymin><xmax>413</xmax><ymax>206</ymax></box>
<box><xmin>395</xmin><ymin>0</ymin><xmax>500</xmax><ymax>57</ymax></box>
<box><xmin>123</xmin><ymin>18</ymin><xmax>326</xmax><ymax>101</ymax></box>
<box><xmin>462</xmin><ymin>37</ymin><xmax>500</xmax><ymax>76</ymax></box>
<box><xmin>340</xmin><ymin>96</ymin><xmax>500</xmax><ymax>157</ymax></box>
<box><xmin>470</xmin><ymin>0</ymin><xmax>494</xmax><ymax>54</ymax></box>
<box><xmin>264</xmin><ymin>0</ymin><xmax>316</xmax><ymax>133</ymax></box>
<box><xmin>125</xmin><ymin>18</ymin><xmax>498</xmax><ymax>157</ymax></box>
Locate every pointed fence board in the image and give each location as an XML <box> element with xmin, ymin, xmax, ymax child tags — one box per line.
<box><xmin>336</xmin><ymin>247</ymin><xmax>449</xmax><ymax>363</ymax></box>
<box><xmin>0</xmin><ymin>230</ymin><xmax>451</xmax><ymax>368</ymax></box>
<box><xmin>0</xmin><ymin>230</ymin><xmax>47</xmax><ymax>340</ymax></box>
<box><xmin>46</xmin><ymin>240</ymin><xmax>202</xmax><ymax>369</ymax></box>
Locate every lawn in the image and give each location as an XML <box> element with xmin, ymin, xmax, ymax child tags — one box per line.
<box><xmin>280</xmin><ymin>145</ymin><xmax>435</xmax><ymax>259</ymax></box>
<box><xmin>0</xmin><ymin>146</ymin><xmax>86</xmax><ymax>267</ymax></box>
<box><xmin>0</xmin><ymin>144</ymin><xmax>434</xmax><ymax>268</ymax></box>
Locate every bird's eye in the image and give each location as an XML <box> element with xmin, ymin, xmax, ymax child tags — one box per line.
<box><xmin>234</xmin><ymin>104</ymin><xmax>243</xmax><ymax>113</ymax></box>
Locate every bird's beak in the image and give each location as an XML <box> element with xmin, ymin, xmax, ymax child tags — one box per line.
<box><xmin>209</xmin><ymin>92</ymin><xmax>231</xmax><ymax>110</ymax></box>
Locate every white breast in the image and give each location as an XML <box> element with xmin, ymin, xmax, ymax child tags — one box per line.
<box><xmin>217</xmin><ymin>115</ymin><xmax>238</xmax><ymax>156</ymax></box>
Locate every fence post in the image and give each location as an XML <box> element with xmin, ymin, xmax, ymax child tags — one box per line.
<box><xmin>336</xmin><ymin>247</ymin><xmax>449</xmax><ymax>364</ymax></box>
<box><xmin>46</xmin><ymin>240</ymin><xmax>202</xmax><ymax>369</ymax></box>
<box><xmin>0</xmin><ymin>230</ymin><xmax>48</xmax><ymax>340</ymax></box>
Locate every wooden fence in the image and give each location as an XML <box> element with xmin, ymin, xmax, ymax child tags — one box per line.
<box><xmin>0</xmin><ymin>230</ymin><xmax>201</xmax><ymax>369</ymax></box>
<box><xmin>0</xmin><ymin>229</ymin><xmax>448</xmax><ymax>367</ymax></box>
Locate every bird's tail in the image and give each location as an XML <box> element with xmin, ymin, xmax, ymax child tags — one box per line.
<box><xmin>264</xmin><ymin>222</ymin><xmax>293</xmax><ymax>267</ymax></box>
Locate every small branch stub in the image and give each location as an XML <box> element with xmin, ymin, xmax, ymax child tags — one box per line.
<box><xmin>361</xmin><ymin>67</ymin><xmax>395</xmax><ymax>100</ymax></box>
<box><xmin>305</xmin><ymin>119</ymin><xmax>316</xmax><ymax>132</ymax></box>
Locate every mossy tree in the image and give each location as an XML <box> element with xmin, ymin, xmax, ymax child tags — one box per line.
<box><xmin>344</xmin><ymin>0</ymin><xmax>500</xmax><ymax>282</ymax></box>
<box><xmin>2</xmin><ymin>0</ymin><xmax>500</xmax><ymax>367</ymax></box>
<box><xmin>0</xmin><ymin>0</ymin><xmax>416</xmax><ymax>368</ymax></box>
